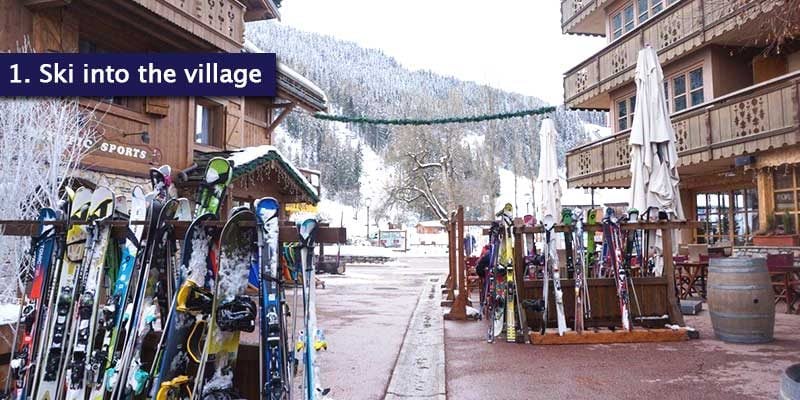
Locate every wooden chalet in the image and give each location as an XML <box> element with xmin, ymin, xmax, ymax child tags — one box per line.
<box><xmin>561</xmin><ymin>0</ymin><xmax>800</xmax><ymax>248</ymax></box>
<box><xmin>0</xmin><ymin>0</ymin><xmax>326</xmax><ymax>210</ymax></box>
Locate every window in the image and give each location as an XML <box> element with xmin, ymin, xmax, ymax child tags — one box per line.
<box><xmin>733</xmin><ymin>189</ymin><xmax>759</xmax><ymax>246</ymax></box>
<box><xmin>638</xmin><ymin>0</ymin><xmax>651</xmax><ymax>22</ymax></box>
<box><xmin>612</xmin><ymin>13</ymin><xmax>623</xmax><ymax>39</ymax></box>
<box><xmin>616</xmin><ymin>95</ymin><xmax>636</xmax><ymax>131</ymax></box>
<box><xmin>697</xmin><ymin>189</ymin><xmax>759</xmax><ymax>245</ymax></box>
<box><xmin>195</xmin><ymin>98</ymin><xmax>223</xmax><ymax>147</ymax></box>
<box><xmin>668</xmin><ymin>67</ymin><xmax>704</xmax><ymax>112</ymax></box>
<box><xmin>772</xmin><ymin>166</ymin><xmax>800</xmax><ymax>234</ymax></box>
<box><xmin>611</xmin><ymin>1</ymin><xmax>668</xmax><ymax>39</ymax></box>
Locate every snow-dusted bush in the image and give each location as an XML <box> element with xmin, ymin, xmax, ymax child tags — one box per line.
<box><xmin>0</xmin><ymin>98</ymin><xmax>97</xmax><ymax>303</ymax></box>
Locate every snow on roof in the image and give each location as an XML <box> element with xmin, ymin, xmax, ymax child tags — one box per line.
<box><xmin>227</xmin><ymin>145</ymin><xmax>319</xmax><ymax>199</ymax></box>
<box><xmin>418</xmin><ymin>220</ymin><xmax>444</xmax><ymax>227</ymax></box>
<box><xmin>243</xmin><ymin>40</ymin><xmax>328</xmax><ymax>104</ymax></box>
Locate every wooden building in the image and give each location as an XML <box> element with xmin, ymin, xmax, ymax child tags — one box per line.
<box><xmin>562</xmin><ymin>0</ymin><xmax>800</xmax><ymax>246</ymax></box>
<box><xmin>0</xmin><ymin>0</ymin><xmax>327</xmax><ymax>210</ymax></box>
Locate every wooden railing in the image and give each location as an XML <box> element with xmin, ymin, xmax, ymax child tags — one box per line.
<box><xmin>564</xmin><ymin>0</ymin><xmax>779</xmax><ymax>107</ymax></box>
<box><xmin>566</xmin><ymin>71</ymin><xmax>800</xmax><ymax>188</ymax></box>
<box><xmin>561</xmin><ymin>0</ymin><xmax>609</xmax><ymax>34</ymax></box>
<box><xmin>132</xmin><ymin>0</ymin><xmax>246</xmax><ymax>52</ymax></box>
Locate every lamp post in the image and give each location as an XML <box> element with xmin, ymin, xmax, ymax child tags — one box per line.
<box><xmin>365</xmin><ymin>197</ymin><xmax>372</xmax><ymax>244</ymax></box>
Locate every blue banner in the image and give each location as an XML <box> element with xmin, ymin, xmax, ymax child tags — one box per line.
<box><xmin>0</xmin><ymin>53</ymin><xmax>276</xmax><ymax>96</ymax></box>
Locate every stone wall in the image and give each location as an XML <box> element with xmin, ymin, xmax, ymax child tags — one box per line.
<box><xmin>732</xmin><ymin>246</ymin><xmax>800</xmax><ymax>267</ymax></box>
<box><xmin>75</xmin><ymin>170</ymin><xmax>150</xmax><ymax>197</ymax></box>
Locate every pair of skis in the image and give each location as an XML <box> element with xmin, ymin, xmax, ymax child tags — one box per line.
<box><xmin>34</xmin><ymin>186</ymin><xmax>117</xmax><ymax>400</ymax></box>
<box><xmin>539</xmin><ymin>214</ymin><xmax>567</xmax><ymax>336</ymax></box>
<box><xmin>487</xmin><ymin>204</ymin><xmax>527</xmax><ymax>344</ymax></box>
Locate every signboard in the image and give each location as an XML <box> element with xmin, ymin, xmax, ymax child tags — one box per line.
<box><xmin>285</xmin><ymin>202</ymin><xmax>318</xmax><ymax>214</ymax></box>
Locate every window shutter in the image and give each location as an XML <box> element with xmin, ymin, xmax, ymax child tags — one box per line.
<box><xmin>145</xmin><ymin>97</ymin><xmax>170</xmax><ymax>117</ymax></box>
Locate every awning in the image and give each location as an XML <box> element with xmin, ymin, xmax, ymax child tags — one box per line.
<box><xmin>190</xmin><ymin>146</ymin><xmax>320</xmax><ymax>204</ymax></box>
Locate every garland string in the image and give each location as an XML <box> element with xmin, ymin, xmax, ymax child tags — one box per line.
<box><xmin>312</xmin><ymin>106</ymin><xmax>556</xmax><ymax>126</ymax></box>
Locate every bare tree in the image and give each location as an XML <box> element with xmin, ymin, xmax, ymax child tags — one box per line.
<box><xmin>0</xmin><ymin>98</ymin><xmax>97</xmax><ymax>303</ymax></box>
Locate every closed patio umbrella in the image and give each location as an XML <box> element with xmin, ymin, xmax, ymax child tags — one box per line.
<box><xmin>536</xmin><ymin>118</ymin><xmax>562</xmax><ymax>223</ymax></box>
<box><xmin>629</xmin><ymin>46</ymin><xmax>684</xmax><ymax>272</ymax></box>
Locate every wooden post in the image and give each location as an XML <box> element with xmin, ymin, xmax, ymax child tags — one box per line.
<box><xmin>513</xmin><ymin>218</ymin><xmax>528</xmax><ymax>331</ymax></box>
<box><xmin>445</xmin><ymin>206</ymin><xmax>471</xmax><ymax>320</ymax></box>
<box><xmin>661</xmin><ymin>226</ymin><xmax>685</xmax><ymax>326</ymax></box>
<box><xmin>443</xmin><ymin>220</ymin><xmax>456</xmax><ymax>301</ymax></box>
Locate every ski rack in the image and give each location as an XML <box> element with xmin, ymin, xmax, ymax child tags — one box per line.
<box><xmin>0</xmin><ymin>219</ymin><xmax>347</xmax><ymax>244</ymax></box>
<box><xmin>479</xmin><ymin>218</ymin><xmax>702</xmax><ymax>345</ymax></box>
<box><xmin>442</xmin><ymin>206</ymin><xmax>493</xmax><ymax>321</ymax></box>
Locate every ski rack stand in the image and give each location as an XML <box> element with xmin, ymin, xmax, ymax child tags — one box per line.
<box><xmin>482</xmin><ymin>219</ymin><xmax>700</xmax><ymax>345</ymax></box>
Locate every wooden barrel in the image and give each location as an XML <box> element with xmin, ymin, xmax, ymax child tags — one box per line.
<box><xmin>707</xmin><ymin>257</ymin><xmax>774</xmax><ymax>344</ymax></box>
<box><xmin>781</xmin><ymin>364</ymin><xmax>800</xmax><ymax>400</ymax></box>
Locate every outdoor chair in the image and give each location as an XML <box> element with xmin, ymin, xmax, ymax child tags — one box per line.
<box><xmin>767</xmin><ymin>253</ymin><xmax>796</xmax><ymax>312</ymax></box>
<box><xmin>466</xmin><ymin>256</ymin><xmax>481</xmax><ymax>294</ymax></box>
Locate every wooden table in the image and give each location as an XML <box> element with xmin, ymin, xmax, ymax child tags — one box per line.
<box><xmin>674</xmin><ymin>260</ymin><xmax>708</xmax><ymax>300</ymax></box>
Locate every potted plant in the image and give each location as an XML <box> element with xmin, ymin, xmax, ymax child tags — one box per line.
<box><xmin>753</xmin><ymin>211</ymin><xmax>800</xmax><ymax>246</ymax></box>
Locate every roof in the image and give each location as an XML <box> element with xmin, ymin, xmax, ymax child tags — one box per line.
<box><xmin>417</xmin><ymin>220</ymin><xmax>445</xmax><ymax>228</ymax></box>
<box><xmin>192</xmin><ymin>146</ymin><xmax>320</xmax><ymax>204</ymax></box>
<box><xmin>243</xmin><ymin>40</ymin><xmax>328</xmax><ymax>112</ymax></box>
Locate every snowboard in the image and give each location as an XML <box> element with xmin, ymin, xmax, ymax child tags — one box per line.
<box><xmin>194</xmin><ymin>208</ymin><xmax>258</xmax><ymax>399</ymax></box>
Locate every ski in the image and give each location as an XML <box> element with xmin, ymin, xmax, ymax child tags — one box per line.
<box><xmin>562</xmin><ymin>209</ymin><xmax>575</xmax><ymax>281</ymax></box>
<box><xmin>255</xmin><ymin>198</ymin><xmax>290</xmax><ymax>400</ymax></box>
<box><xmin>33</xmin><ymin>187</ymin><xmax>93</xmax><ymax>400</ymax></box>
<box><xmin>90</xmin><ymin>186</ymin><xmax>147</xmax><ymax>400</ymax></box>
<box><xmin>603</xmin><ymin>208</ymin><xmax>631</xmax><ymax>331</ymax></box>
<box><xmin>298</xmin><ymin>218</ymin><xmax>329</xmax><ymax>400</ymax></box>
<box><xmin>571</xmin><ymin>209</ymin><xmax>589</xmax><ymax>334</ymax></box>
<box><xmin>497</xmin><ymin>204</ymin><xmax>519</xmax><ymax>343</ymax></box>
<box><xmin>62</xmin><ymin>187</ymin><xmax>115</xmax><ymax>400</ymax></box>
<box><xmin>586</xmin><ymin>209</ymin><xmax>597</xmax><ymax>278</ymax></box>
<box><xmin>120</xmin><ymin>199</ymin><xmax>180</xmax><ymax>397</ymax></box>
<box><xmin>109</xmin><ymin>192</ymin><xmax>164</xmax><ymax>400</ymax></box>
<box><xmin>193</xmin><ymin>207</ymin><xmax>258</xmax><ymax>399</ymax></box>
<box><xmin>5</xmin><ymin>208</ymin><xmax>58</xmax><ymax>400</ymax></box>
<box><xmin>485</xmin><ymin>222</ymin><xmax>502</xmax><ymax>342</ymax></box>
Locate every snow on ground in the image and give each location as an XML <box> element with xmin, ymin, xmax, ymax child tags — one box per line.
<box><xmin>335</xmin><ymin>244</ymin><xmax>448</xmax><ymax>259</ymax></box>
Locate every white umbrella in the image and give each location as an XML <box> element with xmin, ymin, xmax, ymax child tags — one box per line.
<box><xmin>629</xmin><ymin>46</ymin><xmax>684</xmax><ymax>270</ymax></box>
<box><xmin>536</xmin><ymin>118</ymin><xmax>562</xmax><ymax>222</ymax></box>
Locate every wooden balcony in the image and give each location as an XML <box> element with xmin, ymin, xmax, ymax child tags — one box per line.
<box><xmin>566</xmin><ymin>71</ymin><xmax>800</xmax><ymax>188</ymax></box>
<box><xmin>561</xmin><ymin>0</ymin><xmax>609</xmax><ymax>36</ymax></box>
<box><xmin>129</xmin><ymin>0</ymin><xmax>247</xmax><ymax>52</ymax></box>
<box><xmin>564</xmin><ymin>0</ymin><xmax>783</xmax><ymax>109</ymax></box>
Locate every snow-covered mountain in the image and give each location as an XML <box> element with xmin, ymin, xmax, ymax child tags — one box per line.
<box><xmin>247</xmin><ymin>21</ymin><xmax>608</xmax><ymax>223</ymax></box>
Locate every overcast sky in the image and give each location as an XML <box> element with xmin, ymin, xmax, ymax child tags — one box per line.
<box><xmin>277</xmin><ymin>0</ymin><xmax>606</xmax><ymax>105</ymax></box>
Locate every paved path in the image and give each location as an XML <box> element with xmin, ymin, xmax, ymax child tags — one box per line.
<box><xmin>385</xmin><ymin>277</ymin><xmax>446</xmax><ymax>400</ymax></box>
<box><xmin>446</xmin><ymin>302</ymin><xmax>800</xmax><ymax>400</ymax></box>
<box><xmin>315</xmin><ymin>257</ymin><xmax>447</xmax><ymax>400</ymax></box>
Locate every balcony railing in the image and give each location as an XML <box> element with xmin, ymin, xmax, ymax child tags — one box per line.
<box><xmin>564</xmin><ymin>0</ymin><xmax>780</xmax><ymax>108</ymax></box>
<box><xmin>132</xmin><ymin>0</ymin><xmax>246</xmax><ymax>52</ymax></box>
<box><xmin>561</xmin><ymin>0</ymin><xmax>609</xmax><ymax>35</ymax></box>
<box><xmin>566</xmin><ymin>71</ymin><xmax>800</xmax><ymax>188</ymax></box>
